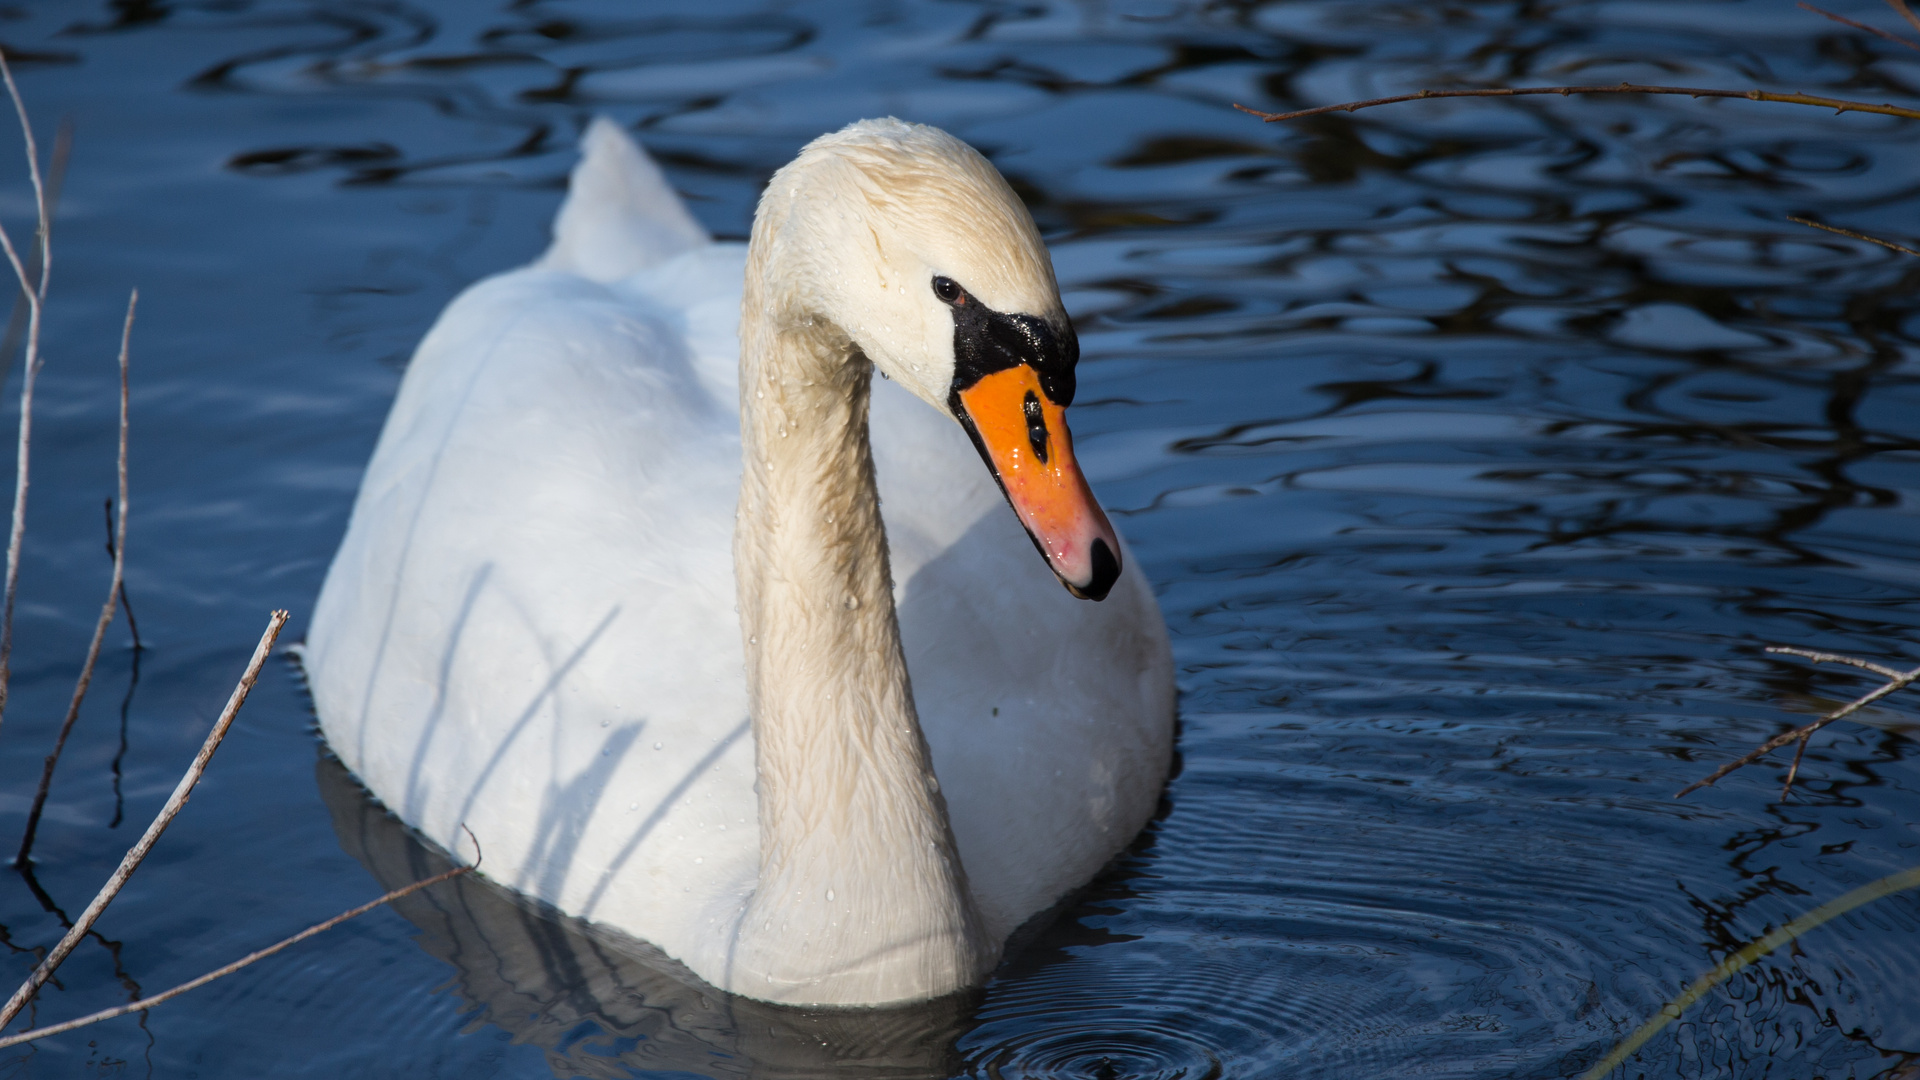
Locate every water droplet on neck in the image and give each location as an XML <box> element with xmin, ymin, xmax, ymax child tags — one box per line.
<box><xmin>826</xmin><ymin>889</ymin><xmax>835</xmax><ymax>902</ymax></box>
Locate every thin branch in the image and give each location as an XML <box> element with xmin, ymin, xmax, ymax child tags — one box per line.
<box><xmin>0</xmin><ymin>53</ymin><xmax>49</xmax><ymax>276</ymax></box>
<box><xmin>1780</xmin><ymin>732</ymin><xmax>1813</xmax><ymax>800</ymax></box>
<box><xmin>0</xmin><ymin>47</ymin><xmax>50</xmax><ymax>731</ymax></box>
<box><xmin>0</xmin><ymin>116</ymin><xmax>65</xmax><ymax>386</ymax></box>
<box><xmin>1676</xmin><ymin>649</ymin><xmax>1920</xmax><ymax>799</ymax></box>
<box><xmin>0</xmin><ymin>862</ymin><xmax>472</xmax><ymax>1049</ymax></box>
<box><xmin>0</xmin><ymin>218</ymin><xmax>31</xmax><ymax>311</ymax></box>
<box><xmin>1233</xmin><ymin>84</ymin><xmax>1920</xmax><ymax>125</ymax></box>
<box><xmin>0</xmin><ymin>54</ymin><xmax>50</xmax><ymax>353</ymax></box>
<box><xmin>1890</xmin><ymin>0</ymin><xmax>1920</xmax><ymax>37</ymax></box>
<box><xmin>112</xmin><ymin>300</ymin><xmax>133</xmax><ymax>652</ymax></box>
<box><xmin>1787</xmin><ymin>215</ymin><xmax>1920</xmax><ymax>258</ymax></box>
<box><xmin>1577</xmin><ymin>863</ymin><xmax>1920</xmax><ymax>1079</ymax></box>
<box><xmin>16</xmin><ymin>290</ymin><xmax>136</xmax><ymax>866</ymax></box>
<box><xmin>1798</xmin><ymin>2</ymin><xmax>1920</xmax><ymax>51</ymax></box>
<box><xmin>0</xmin><ymin>611</ymin><xmax>289</xmax><ymax>1031</ymax></box>
<box><xmin>1764</xmin><ymin>645</ymin><xmax>1911</xmax><ymax>680</ymax></box>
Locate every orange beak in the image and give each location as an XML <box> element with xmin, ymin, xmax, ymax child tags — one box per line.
<box><xmin>955</xmin><ymin>365</ymin><xmax>1122</xmax><ymax>600</ymax></box>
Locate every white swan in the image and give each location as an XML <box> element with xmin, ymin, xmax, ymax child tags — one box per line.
<box><xmin>304</xmin><ymin>117</ymin><xmax>1174</xmax><ymax>1007</ymax></box>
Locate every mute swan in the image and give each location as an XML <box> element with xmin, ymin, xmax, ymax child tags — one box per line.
<box><xmin>304</xmin><ymin>117</ymin><xmax>1174</xmax><ymax>1006</ymax></box>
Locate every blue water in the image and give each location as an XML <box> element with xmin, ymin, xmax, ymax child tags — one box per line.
<box><xmin>0</xmin><ymin>0</ymin><xmax>1913</xmax><ymax>1076</ymax></box>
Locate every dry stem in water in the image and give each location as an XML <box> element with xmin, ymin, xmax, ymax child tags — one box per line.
<box><xmin>1787</xmin><ymin>215</ymin><xmax>1920</xmax><ymax>258</ymax></box>
<box><xmin>0</xmin><ymin>117</ymin><xmax>66</xmax><ymax>384</ymax></box>
<box><xmin>16</xmin><ymin>290</ymin><xmax>135</xmax><ymax>866</ymax></box>
<box><xmin>1234</xmin><ymin>84</ymin><xmax>1920</xmax><ymax>125</ymax></box>
<box><xmin>0</xmin><ymin>859</ymin><xmax>473</xmax><ymax>1049</ymax></box>
<box><xmin>0</xmin><ymin>611</ymin><xmax>288</xmax><ymax>1031</ymax></box>
<box><xmin>1675</xmin><ymin>648</ymin><xmax>1920</xmax><ymax>799</ymax></box>
<box><xmin>0</xmin><ymin>48</ymin><xmax>53</xmax><ymax>730</ymax></box>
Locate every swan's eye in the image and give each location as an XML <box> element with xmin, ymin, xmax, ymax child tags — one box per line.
<box><xmin>932</xmin><ymin>276</ymin><xmax>964</xmax><ymax>304</ymax></box>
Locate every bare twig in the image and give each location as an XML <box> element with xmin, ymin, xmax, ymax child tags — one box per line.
<box><xmin>0</xmin><ymin>48</ymin><xmax>50</xmax><ymax>732</ymax></box>
<box><xmin>0</xmin><ymin>862</ymin><xmax>472</xmax><ymax>1049</ymax></box>
<box><xmin>0</xmin><ymin>611</ymin><xmax>289</xmax><ymax>1030</ymax></box>
<box><xmin>1780</xmin><ymin>731</ymin><xmax>1814</xmax><ymax>800</ymax></box>
<box><xmin>0</xmin><ymin>116</ymin><xmax>66</xmax><ymax>388</ymax></box>
<box><xmin>0</xmin><ymin>55</ymin><xmax>48</xmax><ymax>254</ymax></box>
<box><xmin>16</xmin><ymin>290</ymin><xmax>136</xmax><ymax>865</ymax></box>
<box><xmin>1578</xmin><ymin>863</ymin><xmax>1920</xmax><ymax>1079</ymax></box>
<box><xmin>1764</xmin><ymin>645</ymin><xmax>1910</xmax><ymax>680</ymax></box>
<box><xmin>1232</xmin><ymin>84</ymin><xmax>1920</xmax><ymax>125</ymax></box>
<box><xmin>1798</xmin><ymin>2</ymin><xmax>1920</xmax><ymax>50</ymax></box>
<box><xmin>1675</xmin><ymin>647</ymin><xmax>1920</xmax><ymax>799</ymax></box>
<box><xmin>1891</xmin><ymin>0</ymin><xmax>1920</xmax><ymax>37</ymax></box>
<box><xmin>1787</xmin><ymin>215</ymin><xmax>1920</xmax><ymax>258</ymax></box>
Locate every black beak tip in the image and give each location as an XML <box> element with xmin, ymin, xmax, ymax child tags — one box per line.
<box><xmin>1062</xmin><ymin>538</ymin><xmax>1120</xmax><ymax>602</ymax></box>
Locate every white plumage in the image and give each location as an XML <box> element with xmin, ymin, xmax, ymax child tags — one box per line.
<box><xmin>305</xmin><ymin>117</ymin><xmax>1173</xmax><ymax>1005</ymax></box>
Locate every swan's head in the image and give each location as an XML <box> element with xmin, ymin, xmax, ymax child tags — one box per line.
<box><xmin>756</xmin><ymin>118</ymin><xmax>1122</xmax><ymax>601</ymax></box>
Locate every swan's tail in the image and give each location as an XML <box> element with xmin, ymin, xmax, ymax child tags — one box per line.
<box><xmin>534</xmin><ymin>117</ymin><xmax>709</xmax><ymax>282</ymax></box>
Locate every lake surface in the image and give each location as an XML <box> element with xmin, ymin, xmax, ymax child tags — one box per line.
<box><xmin>0</xmin><ymin>0</ymin><xmax>1914</xmax><ymax>1076</ymax></box>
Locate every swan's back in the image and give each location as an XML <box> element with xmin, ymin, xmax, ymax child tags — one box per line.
<box><xmin>305</xmin><ymin>118</ymin><xmax>1174</xmax><ymax>991</ymax></box>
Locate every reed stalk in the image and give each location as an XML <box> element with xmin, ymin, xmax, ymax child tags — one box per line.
<box><xmin>1579</xmin><ymin>864</ymin><xmax>1920</xmax><ymax>1078</ymax></box>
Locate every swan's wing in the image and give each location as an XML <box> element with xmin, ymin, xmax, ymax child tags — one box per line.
<box><xmin>534</xmin><ymin>117</ymin><xmax>709</xmax><ymax>283</ymax></box>
<box><xmin>306</xmin><ymin>265</ymin><xmax>761</xmax><ymax>975</ymax></box>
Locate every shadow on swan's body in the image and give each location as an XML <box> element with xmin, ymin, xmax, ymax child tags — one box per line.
<box><xmin>304</xmin><ymin>116</ymin><xmax>1174</xmax><ymax>1006</ymax></box>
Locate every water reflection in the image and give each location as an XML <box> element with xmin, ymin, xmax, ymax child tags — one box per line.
<box><xmin>316</xmin><ymin>752</ymin><xmax>975</xmax><ymax>1080</ymax></box>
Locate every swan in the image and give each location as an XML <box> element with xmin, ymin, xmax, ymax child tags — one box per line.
<box><xmin>303</xmin><ymin>116</ymin><xmax>1174</xmax><ymax>1007</ymax></box>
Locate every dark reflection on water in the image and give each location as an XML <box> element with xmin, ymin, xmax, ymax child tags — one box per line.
<box><xmin>317</xmin><ymin>754</ymin><xmax>977</xmax><ymax>1080</ymax></box>
<box><xmin>0</xmin><ymin>0</ymin><xmax>1910</xmax><ymax>1077</ymax></box>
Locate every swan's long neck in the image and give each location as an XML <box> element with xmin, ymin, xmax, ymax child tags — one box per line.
<box><xmin>729</xmin><ymin>248</ymin><xmax>991</xmax><ymax>1004</ymax></box>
